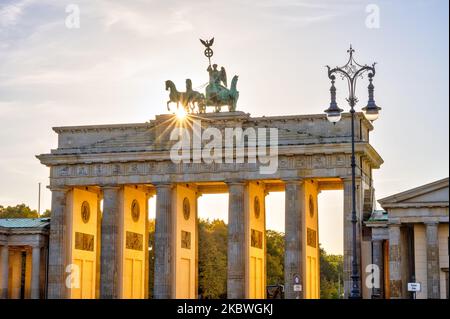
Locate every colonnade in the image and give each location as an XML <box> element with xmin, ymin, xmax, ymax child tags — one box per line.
<box><xmin>44</xmin><ymin>178</ymin><xmax>361</xmax><ymax>299</ymax></box>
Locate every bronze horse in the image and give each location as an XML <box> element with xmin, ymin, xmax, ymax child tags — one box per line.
<box><xmin>165</xmin><ymin>79</ymin><xmax>205</xmax><ymax>113</ymax></box>
<box><xmin>165</xmin><ymin>80</ymin><xmax>189</xmax><ymax>112</ymax></box>
<box><xmin>185</xmin><ymin>79</ymin><xmax>206</xmax><ymax>113</ymax></box>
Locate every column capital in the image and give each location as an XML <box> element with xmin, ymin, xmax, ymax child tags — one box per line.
<box><xmin>153</xmin><ymin>182</ymin><xmax>174</xmax><ymax>189</ymax></box>
<box><xmin>341</xmin><ymin>176</ymin><xmax>363</xmax><ymax>183</ymax></box>
<box><xmin>282</xmin><ymin>178</ymin><xmax>304</xmax><ymax>185</ymax></box>
<box><xmin>30</xmin><ymin>244</ymin><xmax>43</xmax><ymax>249</ymax></box>
<box><xmin>100</xmin><ymin>184</ymin><xmax>121</xmax><ymax>190</ymax></box>
<box><xmin>423</xmin><ymin>219</ymin><xmax>439</xmax><ymax>226</ymax></box>
<box><xmin>388</xmin><ymin>218</ymin><xmax>402</xmax><ymax>226</ymax></box>
<box><xmin>48</xmin><ymin>185</ymin><xmax>69</xmax><ymax>193</ymax></box>
<box><xmin>225</xmin><ymin>179</ymin><xmax>246</xmax><ymax>186</ymax></box>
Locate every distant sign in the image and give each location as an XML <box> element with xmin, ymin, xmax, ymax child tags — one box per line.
<box><xmin>407</xmin><ymin>282</ymin><xmax>421</xmax><ymax>292</ymax></box>
<box><xmin>293</xmin><ymin>274</ymin><xmax>302</xmax><ymax>292</ymax></box>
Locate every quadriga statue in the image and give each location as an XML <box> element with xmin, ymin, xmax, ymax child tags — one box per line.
<box><xmin>204</xmin><ymin>64</ymin><xmax>239</xmax><ymax>113</ymax></box>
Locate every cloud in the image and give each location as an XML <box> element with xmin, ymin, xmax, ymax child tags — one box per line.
<box><xmin>98</xmin><ymin>1</ymin><xmax>194</xmax><ymax>37</ymax></box>
<box><xmin>258</xmin><ymin>0</ymin><xmax>329</xmax><ymax>9</ymax></box>
<box><xmin>279</xmin><ymin>12</ymin><xmax>338</xmax><ymax>27</ymax></box>
<box><xmin>0</xmin><ymin>0</ymin><xmax>35</xmax><ymax>27</ymax></box>
<box><xmin>166</xmin><ymin>9</ymin><xmax>194</xmax><ymax>34</ymax></box>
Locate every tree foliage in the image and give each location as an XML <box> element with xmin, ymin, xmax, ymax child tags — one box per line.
<box><xmin>148</xmin><ymin>219</ymin><xmax>155</xmax><ymax>298</ymax></box>
<box><xmin>147</xmin><ymin>219</ymin><xmax>342</xmax><ymax>299</ymax></box>
<box><xmin>40</xmin><ymin>209</ymin><xmax>51</xmax><ymax>217</ymax></box>
<box><xmin>266</xmin><ymin>230</ymin><xmax>284</xmax><ymax>285</ymax></box>
<box><xmin>198</xmin><ymin>219</ymin><xmax>228</xmax><ymax>299</ymax></box>
<box><xmin>0</xmin><ymin>204</ymin><xmax>39</xmax><ymax>218</ymax></box>
<box><xmin>320</xmin><ymin>246</ymin><xmax>344</xmax><ymax>299</ymax></box>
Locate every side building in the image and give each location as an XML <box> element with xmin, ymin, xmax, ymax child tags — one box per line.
<box><xmin>366</xmin><ymin>177</ymin><xmax>449</xmax><ymax>299</ymax></box>
<box><xmin>0</xmin><ymin>218</ymin><xmax>50</xmax><ymax>299</ymax></box>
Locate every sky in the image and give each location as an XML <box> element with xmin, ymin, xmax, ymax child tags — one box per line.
<box><xmin>0</xmin><ymin>0</ymin><xmax>448</xmax><ymax>254</ymax></box>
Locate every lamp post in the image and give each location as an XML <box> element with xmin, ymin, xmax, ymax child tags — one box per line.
<box><xmin>324</xmin><ymin>45</ymin><xmax>381</xmax><ymax>299</ymax></box>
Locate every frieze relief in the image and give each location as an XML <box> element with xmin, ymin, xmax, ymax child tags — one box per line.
<box><xmin>59</xmin><ymin>166</ymin><xmax>70</xmax><ymax>176</ymax></box>
<box><xmin>77</xmin><ymin>165</ymin><xmax>89</xmax><ymax>176</ymax></box>
<box><xmin>126</xmin><ymin>231</ymin><xmax>143</xmax><ymax>251</ymax></box>
<box><xmin>128</xmin><ymin>163</ymin><xmax>140</xmax><ymax>174</ymax></box>
<box><xmin>181</xmin><ymin>230</ymin><xmax>191</xmax><ymax>249</ymax></box>
<box><xmin>335</xmin><ymin>154</ymin><xmax>346</xmax><ymax>167</ymax></box>
<box><xmin>312</xmin><ymin>155</ymin><xmax>326</xmax><ymax>169</ymax></box>
<box><xmin>51</xmin><ymin>153</ymin><xmax>357</xmax><ymax>179</ymax></box>
<box><xmin>306</xmin><ymin>228</ymin><xmax>317</xmax><ymax>248</ymax></box>
<box><xmin>75</xmin><ymin>232</ymin><xmax>94</xmax><ymax>251</ymax></box>
<box><xmin>295</xmin><ymin>157</ymin><xmax>308</xmax><ymax>169</ymax></box>
<box><xmin>251</xmin><ymin>229</ymin><xmax>263</xmax><ymax>249</ymax></box>
<box><xmin>278</xmin><ymin>157</ymin><xmax>290</xmax><ymax>169</ymax></box>
<box><xmin>112</xmin><ymin>164</ymin><xmax>121</xmax><ymax>175</ymax></box>
<box><xmin>94</xmin><ymin>164</ymin><xmax>104</xmax><ymax>176</ymax></box>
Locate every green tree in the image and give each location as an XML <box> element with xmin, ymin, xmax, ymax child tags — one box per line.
<box><xmin>266</xmin><ymin>230</ymin><xmax>284</xmax><ymax>285</ymax></box>
<box><xmin>320</xmin><ymin>246</ymin><xmax>343</xmax><ymax>299</ymax></box>
<box><xmin>148</xmin><ymin>219</ymin><xmax>155</xmax><ymax>298</ymax></box>
<box><xmin>40</xmin><ymin>209</ymin><xmax>51</xmax><ymax>217</ymax></box>
<box><xmin>147</xmin><ymin>218</ymin><xmax>343</xmax><ymax>299</ymax></box>
<box><xmin>198</xmin><ymin>219</ymin><xmax>228</xmax><ymax>299</ymax></box>
<box><xmin>0</xmin><ymin>204</ymin><xmax>39</xmax><ymax>218</ymax></box>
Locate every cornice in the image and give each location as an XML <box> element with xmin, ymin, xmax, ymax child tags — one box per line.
<box><xmin>36</xmin><ymin>142</ymin><xmax>382</xmax><ymax>168</ymax></box>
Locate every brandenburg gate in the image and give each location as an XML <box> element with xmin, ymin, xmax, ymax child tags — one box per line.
<box><xmin>36</xmin><ymin>40</ymin><xmax>383</xmax><ymax>299</ymax></box>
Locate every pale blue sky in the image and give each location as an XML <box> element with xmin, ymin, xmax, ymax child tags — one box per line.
<box><xmin>0</xmin><ymin>0</ymin><xmax>448</xmax><ymax>254</ymax></box>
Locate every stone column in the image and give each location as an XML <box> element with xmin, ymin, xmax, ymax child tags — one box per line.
<box><xmin>31</xmin><ymin>246</ymin><xmax>41</xmax><ymax>299</ymax></box>
<box><xmin>227</xmin><ymin>181</ymin><xmax>246</xmax><ymax>299</ymax></box>
<box><xmin>342</xmin><ymin>178</ymin><xmax>362</xmax><ymax>298</ymax></box>
<box><xmin>372</xmin><ymin>240</ymin><xmax>384</xmax><ymax>298</ymax></box>
<box><xmin>154</xmin><ymin>184</ymin><xmax>173</xmax><ymax>299</ymax></box>
<box><xmin>284</xmin><ymin>179</ymin><xmax>305</xmax><ymax>299</ymax></box>
<box><xmin>388</xmin><ymin>222</ymin><xmax>403</xmax><ymax>299</ymax></box>
<box><xmin>425</xmin><ymin>221</ymin><xmax>440</xmax><ymax>299</ymax></box>
<box><xmin>47</xmin><ymin>187</ymin><xmax>68</xmax><ymax>299</ymax></box>
<box><xmin>0</xmin><ymin>245</ymin><xmax>9</xmax><ymax>298</ymax></box>
<box><xmin>96</xmin><ymin>193</ymin><xmax>102</xmax><ymax>299</ymax></box>
<box><xmin>144</xmin><ymin>193</ymin><xmax>152</xmax><ymax>299</ymax></box>
<box><xmin>100</xmin><ymin>186</ymin><xmax>121</xmax><ymax>299</ymax></box>
<box><xmin>195</xmin><ymin>192</ymin><xmax>200</xmax><ymax>297</ymax></box>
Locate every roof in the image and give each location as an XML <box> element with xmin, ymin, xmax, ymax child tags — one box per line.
<box><xmin>378</xmin><ymin>177</ymin><xmax>449</xmax><ymax>208</ymax></box>
<box><xmin>367</xmin><ymin>210</ymin><xmax>388</xmax><ymax>222</ymax></box>
<box><xmin>0</xmin><ymin>218</ymin><xmax>51</xmax><ymax>229</ymax></box>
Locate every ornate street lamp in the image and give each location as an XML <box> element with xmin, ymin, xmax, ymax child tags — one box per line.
<box><xmin>324</xmin><ymin>45</ymin><xmax>381</xmax><ymax>299</ymax></box>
